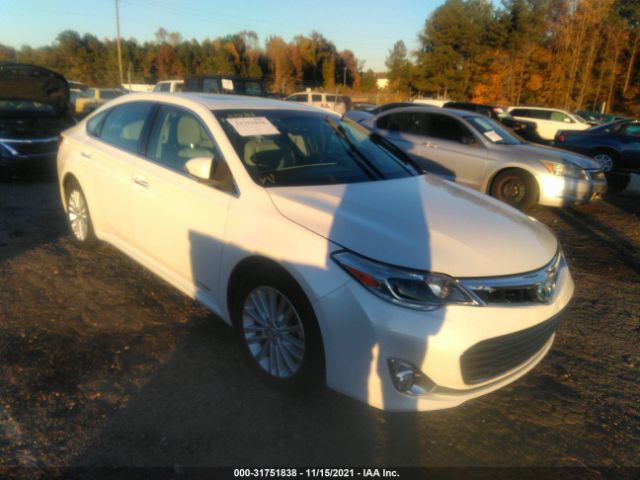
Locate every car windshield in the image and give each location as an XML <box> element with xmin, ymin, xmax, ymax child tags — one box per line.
<box><xmin>214</xmin><ymin>109</ymin><xmax>418</xmax><ymax>187</ymax></box>
<box><xmin>465</xmin><ymin>115</ymin><xmax>522</xmax><ymax>145</ymax></box>
<box><xmin>0</xmin><ymin>100</ymin><xmax>56</xmax><ymax>115</ymax></box>
<box><xmin>572</xmin><ymin>113</ymin><xmax>588</xmax><ymax>123</ymax></box>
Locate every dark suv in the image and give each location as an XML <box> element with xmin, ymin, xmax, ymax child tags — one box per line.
<box><xmin>183</xmin><ymin>75</ymin><xmax>266</xmax><ymax>97</ymax></box>
<box><xmin>0</xmin><ymin>62</ymin><xmax>76</xmax><ymax>179</ymax></box>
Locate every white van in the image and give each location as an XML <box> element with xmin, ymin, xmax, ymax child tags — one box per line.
<box><xmin>507</xmin><ymin>106</ymin><xmax>590</xmax><ymax>141</ymax></box>
<box><xmin>412</xmin><ymin>98</ymin><xmax>450</xmax><ymax>108</ymax></box>
<box><xmin>152</xmin><ymin>80</ymin><xmax>184</xmax><ymax>93</ymax></box>
<box><xmin>286</xmin><ymin>91</ymin><xmax>350</xmax><ymax>114</ymax></box>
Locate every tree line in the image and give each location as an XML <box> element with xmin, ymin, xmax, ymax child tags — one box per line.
<box><xmin>385</xmin><ymin>0</ymin><xmax>640</xmax><ymax>114</ymax></box>
<box><xmin>0</xmin><ymin>28</ymin><xmax>379</xmax><ymax>95</ymax></box>
<box><xmin>2</xmin><ymin>0</ymin><xmax>638</xmax><ymax>113</ymax></box>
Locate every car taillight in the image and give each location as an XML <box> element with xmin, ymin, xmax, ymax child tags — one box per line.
<box><xmin>557</xmin><ymin>134</ymin><xmax>565</xmax><ymax>143</ymax></box>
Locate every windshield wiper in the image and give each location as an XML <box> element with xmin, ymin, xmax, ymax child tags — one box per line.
<box><xmin>324</xmin><ymin>116</ymin><xmax>382</xmax><ymax>180</ymax></box>
<box><xmin>368</xmin><ymin>132</ymin><xmax>422</xmax><ymax>174</ymax></box>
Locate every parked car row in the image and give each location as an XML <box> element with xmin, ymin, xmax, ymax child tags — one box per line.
<box><xmin>347</xmin><ymin>99</ymin><xmax>637</xmax><ymax>174</ymax></box>
<box><xmin>0</xmin><ymin>62</ymin><xmax>620</xmax><ymax>413</ymax></box>
<box><xmin>358</xmin><ymin>106</ymin><xmax>605</xmax><ymax>208</ymax></box>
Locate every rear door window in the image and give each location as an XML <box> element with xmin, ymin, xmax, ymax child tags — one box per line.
<box><xmin>377</xmin><ymin>112</ymin><xmax>427</xmax><ymax>135</ymax></box>
<box><xmin>427</xmin><ymin>113</ymin><xmax>472</xmax><ymax>142</ymax></box>
<box><xmin>621</xmin><ymin>123</ymin><xmax>640</xmax><ymax>137</ymax></box>
<box><xmin>510</xmin><ymin>109</ymin><xmax>529</xmax><ymax>117</ymax></box>
<box><xmin>98</xmin><ymin>102</ymin><xmax>155</xmax><ymax>154</ymax></box>
<box><xmin>528</xmin><ymin>110</ymin><xmax>553</xmax><ymax>120</ymax></box>
<box><xmin>87</xmin><ymin>109</ymin><xmax>110</xmax><ymax>137</ymax></box>
<box><xmin>550</xmin><ymin>111</ymin><xmax>572</xmax><ymax>123</ymax></box>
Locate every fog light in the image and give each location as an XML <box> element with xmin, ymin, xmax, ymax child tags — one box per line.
<box><xmin>388</xmin><ymin>358</ymin><xmax>437</xmax><ymax>396</ymax></box>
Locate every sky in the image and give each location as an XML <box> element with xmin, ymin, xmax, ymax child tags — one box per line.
<box><xmin>0</xmin><ymin>0</ymin><xmax>443</xmax><ymax>72</ymax></box>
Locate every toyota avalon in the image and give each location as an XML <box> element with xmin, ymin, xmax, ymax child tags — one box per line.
<box><xmin>57</xmin><ymin>93</ymin><xmax>574</xmax><ymax>411</ymax></box>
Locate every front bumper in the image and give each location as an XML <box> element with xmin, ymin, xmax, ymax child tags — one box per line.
<box><xmin>0</xmin><ymin>152</ymin><xmax>58</xmax><ymax>177</ymax></box>
<box><xmin>537</xmin><ymin>171</ymin><xmax>607</xmax><ymax>207</ymax></box>
<box><xmin>313</xmin><ymin>257</ymin><xmax>574</xmax><ymax>412</ymax></box>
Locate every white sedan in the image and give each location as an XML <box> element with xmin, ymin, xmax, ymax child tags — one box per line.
<box><xmin>57</xmin><ymin>93</ymin><xmax>574</xmax><ymax>412</ymax></box>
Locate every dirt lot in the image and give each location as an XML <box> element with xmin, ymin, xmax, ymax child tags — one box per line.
<box><xmin>0</xmin><ymin>177</ymin><xmax>639</xmax><ymax>479</ymax></box>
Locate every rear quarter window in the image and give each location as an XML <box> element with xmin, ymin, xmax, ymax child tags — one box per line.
<box><xmin>86</xmin><ymin>109</ymin><xmax>110</xmax><ymax>137</ymax></box>
<box><xmin>98</xmin><ymin>102</ymin><xmax>155</xmax><ymax>154</ymax></box>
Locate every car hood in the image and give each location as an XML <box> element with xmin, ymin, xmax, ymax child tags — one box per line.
<box><xmin>0</xmin><ymin>63</ymin><xmax>69</xmax><ymax>115</ymax></box>
<box><xmin>493</xmin><ymin>143</ymin><xmax>600</xmax><ymax>170</ymax></box>
<box><xmin>268</xmin><ymin>175</ymin><xmax>558</xmax><ymax>277</ymax></box>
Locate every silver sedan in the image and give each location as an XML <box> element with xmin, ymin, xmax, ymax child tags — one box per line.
<box><xmin>360</xmin><ymin>106</ymin><xmax>607</xmax><ymax>208</ymax></box>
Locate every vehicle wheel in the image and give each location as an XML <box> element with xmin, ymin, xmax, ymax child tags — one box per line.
<box><xmin>591</xmin><ymin>150</ymin><xmax>618</xmax><ymax>173</ymax></box>
<box><xmin>65</xmin><ymin>179</ymin><xmax>97</xmax><ymax>247</ymax></box>
<box><xmin>490</xmin><ymin>169</ymin><xmax>537</xmax><ymax>209</ymax></box>
<box><xmin>231</xmin><ymin>269</ymin><xmax>324</xmax><ymax>391</ymax></box>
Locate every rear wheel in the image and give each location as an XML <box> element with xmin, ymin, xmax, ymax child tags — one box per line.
<box><xmin>490</xmin><ymin>169</ymin><xmax>537</xmax><ymax>209</ymax></box>
<box><xmin>65</xmin><ymin>180</ymin><xmax>97</xmax><ymax>247</ymax></box>
<box><xmin>231</xmin><ymin>269</ymin><xmax>324</xmax><ymax>391</ymax></box>
<box><xmin>591</xmin><ymin>150</ymin><xmax>617</xmax><ymax>173</ymax></box>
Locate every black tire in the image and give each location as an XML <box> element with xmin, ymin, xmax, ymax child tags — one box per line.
<box><xmin>490</xmin><ymin>169</ymin><xmax>538</xmax><ymax>209</ymax></box>
<box><xmin>230</xmin><ymin>268</ymin><xmax>324</xmax><ymax>392</ymax></box>
<box><xmin>590</xmin><ymin>149</ymin><xmax>618</xmax><ymax>173</ymax></box>
<box><xmin>65</xmin><ymin>179</ymin><xmax>97</xmax><ymax>248</ymax></box>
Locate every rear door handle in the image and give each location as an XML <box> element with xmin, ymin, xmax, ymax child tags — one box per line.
<box><xmin>133</xmin><ymin>177</ymin><xmax>149</xmax><ymax>189</ymax></box>
<box><xmin>81</xmin><ymin>151</ymin><xmax>92</xmax><ymax>159</ymax></box>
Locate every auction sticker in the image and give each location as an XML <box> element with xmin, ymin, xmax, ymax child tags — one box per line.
<box><xmin>227</xmin><ymin>117</ymin><xmax>280</xmax><ymax>136</ymax></box>
<box><xmin>222</xmin><ymin>78</ymin><xmax>234</xmax><ymax>90</ymax></box>
<box><xmin>483</xmin><ymin>130</ymin><xmax>502</xmax><ymax>142</ymax></box>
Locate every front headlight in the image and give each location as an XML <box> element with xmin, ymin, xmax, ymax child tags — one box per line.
<box><xmin>539</xmin><ymin>160</ymin><xmax>588</xmax><ymax>180</ymax></box>
<box><xmin>332</xmin><ymin>251</ymin><xmax>478</xmax><ymax>310</ymax></box>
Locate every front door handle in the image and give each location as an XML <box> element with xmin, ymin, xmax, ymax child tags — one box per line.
<box><xmin>81</xmin><ymin>151</ymin><xmax>92</xmax><ymax>159</ymax></box>
<box><xmin>133</xmin><ymin>177</ymin><xmax>149</xmax><ymax>189</ymax></box>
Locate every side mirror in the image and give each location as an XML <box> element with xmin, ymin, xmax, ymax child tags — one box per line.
<box><xmin>184</xmin><ymin>156</ymin><xmax>213</xmax><ymax>181</ymax></box>
<box><xmin>564</xmin><ymin>118</ymin><xmax>572</xmax><ymax>123</ymax></box>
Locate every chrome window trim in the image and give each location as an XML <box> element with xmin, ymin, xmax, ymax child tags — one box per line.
<box><xmin>0</xmin><ymin>136</ymin><xmax>58</xmax><ymax>144</ymax></box>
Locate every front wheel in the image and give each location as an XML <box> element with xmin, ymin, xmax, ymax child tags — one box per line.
<box><xmin>231</xmin><ymin>270</ymin><xmax>324</xmax><ymax>391</ymax></box>
<box><xmin>65</xmin><ymin>180</ymin><xmax>97</xmax><ymax>247</ymax></box>
<box><xmin>490</xmin><ymin>170</ymin><xmax>537</xmax><ymax>209</ymax></box>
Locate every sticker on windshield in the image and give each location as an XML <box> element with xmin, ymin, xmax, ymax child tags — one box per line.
<box><xmin>483</xmin><ymin>130</ymin><xmax>502</xmax><ymax>142</ymax></box>
<box><xmin>227</xmin><ymin>117</ymin><xmax>280</xmax><ymax>136</ymax></box>
<box><xmin>221</xmin><ymin>78</ymin><xmax>234</xmax><ymax>90</ymax></box>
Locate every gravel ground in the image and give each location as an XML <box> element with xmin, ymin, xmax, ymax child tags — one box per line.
<box><xmin>0</xmin><ymin>178</ymin><xmax>638</xmax><ymax>479</ymax></box>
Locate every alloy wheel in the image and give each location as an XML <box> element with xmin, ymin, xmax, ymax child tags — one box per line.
<box><xmin>593</xmin><ymin>153</ymin><xmax>614</xmax><ymax>172</ymax></box>
<box><xmin>68</xmin><ymin>189</ymin><xmax>89</xmax><ymax>241</ymax></box>
<box><xmin>242</xmin><ymin>286</ymin><xmax>306</xmax><ymax>379</ymax></box>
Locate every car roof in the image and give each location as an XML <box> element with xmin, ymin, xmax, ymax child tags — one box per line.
<box><xmin>373</xmin><ymin>105</ymin><xmax>478</xmax><ymax>118</ymax></box>
<box><xmin>110</xmin><ymin>92</ymin><xmax>332</xmax><ymax>113</ymax></box>
<box><xmin>510</xmin><ymin>106</ymin><xmax>568</xmax><ymax>112</ymax></box>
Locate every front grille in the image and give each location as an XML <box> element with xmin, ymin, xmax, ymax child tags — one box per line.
<box><xmin>472</xmin><ymin>286</ymin><xmax>539</xmax><ymax>304</ymax></box>
<box><xmin>4</xmin><ymin>139</ymin><xmax>58</xmax><ymax>157</ymax></box>
<box><xmin>460</xmin><ymin>313</ymin><xmax>561</xmax><ymax>385</ymax></box>
<box><xmin>460</xmin><ymin>252</ymin><xmax>564</xmax><ymax>306</ymax></box>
